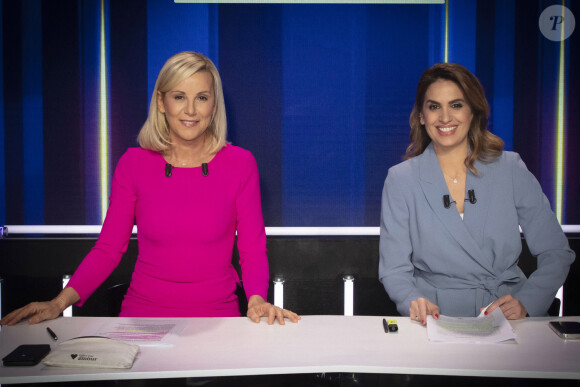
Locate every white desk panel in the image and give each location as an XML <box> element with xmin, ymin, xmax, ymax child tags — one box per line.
<box><xmin>0</xmin><ymin>316</ymin><xmax>579</xmax><ymax>384</ymax></box>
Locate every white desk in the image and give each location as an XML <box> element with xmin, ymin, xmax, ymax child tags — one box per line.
<box><xmin>0</xmin><ymin>315</ymin><xmax>579</xmax><ymax>384</ymax></box>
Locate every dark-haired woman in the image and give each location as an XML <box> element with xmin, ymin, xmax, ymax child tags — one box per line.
<box><xmin>379</xmin><ymin>63</ymin><xmax>574</xmax><ymax>323</ymax></box>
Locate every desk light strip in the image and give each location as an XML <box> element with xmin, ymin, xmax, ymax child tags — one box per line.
<box><xmin>343</xmin><ymin>276</ymin><xmax>354</xmax><ymax>316</ymax></box>
<box><xmin>2</xmin><ymin>225</ymin><xmax>580</xmax><ymax>236</ymax></box>
<box><xmin>62</xmin><ymin>275</ymin><xmax>73</xmax><ymax>317</ymax></box>
<box><xmin>556</xmin><ymin>286</ymin><xmax>563</xmax><ymax>317</ymax></box>
<box><xmin>273</xmin><ymin>278</ymin><xmax>284</xmax><ymax>309</ymax></box>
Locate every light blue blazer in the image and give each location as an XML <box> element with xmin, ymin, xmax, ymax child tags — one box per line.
<box><xmin>379</xmin><ymin>143</ymin><xmax>575</xmax><ymax>317</ymax></box>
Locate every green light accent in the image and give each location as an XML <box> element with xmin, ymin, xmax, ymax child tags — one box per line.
<box><xmin>444</xmin><ymin>0</ymin><xmax>449</xmax><ymax>62</ymax></box>
<box><xmin>99</xmin><ymin>0</ymin><xmax>109</xmax><ymax>223</ymax></box>
<box><xmin>554</xmin><ymin>2</ymin><xmax>566</xmax><ymax>224</ymax></box>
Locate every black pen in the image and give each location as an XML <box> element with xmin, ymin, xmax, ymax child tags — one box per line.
<box><xmin>46</xmin><ymin>327</ymin><xmax>58</xmax><ymax>341</ymax></box>
<box><xmin>383</xmin><ymin>318</ymin><xmax>389</xmax><ymax>333</ymax></box>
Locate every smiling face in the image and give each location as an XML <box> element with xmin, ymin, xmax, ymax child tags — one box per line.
<box><xmin>420</xmin><ymin>79</ymin><xmax>473</xmax><ymax>155</ymax></box>
<box><xmin>157</xmin><ymin>71</ymin><xmax>216</xmax><ymax>148</ymax></box>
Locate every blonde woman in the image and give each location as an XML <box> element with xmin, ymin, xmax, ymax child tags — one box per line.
<box><xmin>2</xmin><ymin>52</ymin><xmax>300</xmax><ymax>326</ymax></box>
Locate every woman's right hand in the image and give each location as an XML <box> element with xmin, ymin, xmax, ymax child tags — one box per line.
<box><xmin>409</xmin><ymin>297</ymin><xmax>440</xmax><ymax>325</ymax></box>
<box><xmin>0</xmin><ymin>287</ymin><xmax>80</xmax><ymax>326</ymax></box>
<box><xmin>0</xmin><ymin>301</ymin><xmax>63</xmax><ymax>326</ymax></box>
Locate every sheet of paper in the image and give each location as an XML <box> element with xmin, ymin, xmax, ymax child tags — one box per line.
<box><xmin>426</xmin><ymin>307</ymin><xmax>517</xmax><ymax>344</ymax></box>
<box><xmin>81</xmin><ymin>319</ymin><xmax>187</xmax><ymax>347</ymax></box>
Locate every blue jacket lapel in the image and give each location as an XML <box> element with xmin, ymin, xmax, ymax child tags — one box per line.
<box><xmin>418</xmin><ymin>144</ymin><xmax>493</xmax><ymax>273</ymax></box>
<box><xmin>463</xmin><ymin>159</ymin><xmax>495</xmax><ymax>252</ymax></box>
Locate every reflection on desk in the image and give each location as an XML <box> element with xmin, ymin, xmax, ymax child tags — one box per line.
<box><xmin>1</xmin><ymin>315</ymin><xmax>579</xmax><ymax>385</ymax></box>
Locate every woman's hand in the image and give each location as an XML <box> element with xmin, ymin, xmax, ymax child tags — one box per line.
<box><xmin>246</xmin><ymin>295</ymin><xmax>301</xmax><ymax>325</ymax></box>
<box><xmin>409</xmin><ymin>297</ymin><xmax>440</xmax><ymax>325</ymax></box>
<box><xmin>0</xmin><ymin>287</ymin><xmax>79</xmax><ymax>326</ymax></box>
<box><xmin>483</xmin><ymin>294</ymin><xmax>527</xmax><ymax>320</ymax></box>
<box><xmin>0</xmin><ymin>301</ymin><xmax>62</xmax><ymax>326</ymax></box>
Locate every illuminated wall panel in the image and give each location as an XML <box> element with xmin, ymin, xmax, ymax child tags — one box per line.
<box><xmin>0</xmin><ymin>0</ymin><xmax>578</xmax><ymax>227</ymax></box>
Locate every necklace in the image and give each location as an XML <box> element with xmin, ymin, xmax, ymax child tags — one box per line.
<box><xmin>166</xmin><ymin>153</ymin><xmax>197</xmax><ymax>167</ymax></box>
<box><xmin>173</xmin><ymin>158</ymin><xmax>194</xmax><ymax>167</ymax></box>
<box><xmin>443</xmin><ymin>172</ymin><xmax>460</xmax><ymax>184</ymax></box>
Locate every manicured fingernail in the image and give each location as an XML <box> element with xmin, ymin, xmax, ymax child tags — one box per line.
<box><xmin>422</xmin><ymin>320</ymin><xmax>425</xmax><ymax>325</ymax></box>
<box><xmin>434</xmin><ymin>314</ymin><xmax>439</xmax><ymax>319</ymax></box>
<box><xmin>484</xmin><ymin>311</ymin><xmax>488</xmax><ymax>316</ymax></box>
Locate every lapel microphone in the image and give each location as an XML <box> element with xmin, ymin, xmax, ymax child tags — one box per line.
<box><xmin>443</xmin><ymin>195</ymin><xmax>452</xmax><ymax>209</ymax></box>
<box><xmin>165</xmin><ymin>163</ymin><xmax>209</xmax><ymax>177</ymax></box>
<box><xmin>467</xmin><ymin>189</ymin><xmax>477</xmax><ymax>204</ymax></box>
<box><xmin>443</xmin><ymin>190</ymin><xmax>477</xmax><ymax>209</ymax></box>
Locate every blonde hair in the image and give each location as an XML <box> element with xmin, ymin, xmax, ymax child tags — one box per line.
<box><xmin>138</xmin><ymin>51</ymin><xmax>227</xmax><ymax>154</ymax></box>
<box><xmin>405</xmin><ymin>63</ymin><xmax>503</xmax><ymax>174</ymax></box>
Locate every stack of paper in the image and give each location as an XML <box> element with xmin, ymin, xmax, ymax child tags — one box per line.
<box><xmin>426</xmin><ymin>307</ymin><xmax>517</xmax><ymax>343</ymax></box>
<box><xmin>81</xmin><ymin>319</ymin><xmax>187</xmax><ymax>347</ymax></box>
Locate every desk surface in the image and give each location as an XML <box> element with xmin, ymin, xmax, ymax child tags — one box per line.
<box><xmin>1</xmin><ymin>315</ymin><xmax>579</xmax><ymax>384</ymax></box>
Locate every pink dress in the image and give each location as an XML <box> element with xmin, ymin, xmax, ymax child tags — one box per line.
<box><xmin>67</xmin><ymin>145</ymin><xmax>269</xmax><ymax>317</ymax></box>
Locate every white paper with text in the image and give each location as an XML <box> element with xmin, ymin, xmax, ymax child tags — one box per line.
<box><xmin>81</xmin><ymin>319</ymin><xmax>187</xmax><ymax>347</ymax></box>
<box><xmin>426</xmin><ymin>307</ymin><xmax>517</xmax><ymax>343</ymax></box>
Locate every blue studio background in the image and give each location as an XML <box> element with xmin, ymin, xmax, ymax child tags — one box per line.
<box><xmin>0</xmin><ymin>0</ymin><xmax>579</xmax><ymax>228</ymax></box>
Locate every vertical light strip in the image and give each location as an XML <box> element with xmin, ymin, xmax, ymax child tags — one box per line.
<box><xmin>444</xmin><ymin>0</ymin><xmax>449</xmax><ymax>62</ymax></box>
<box><xmin>273</xmin><ymin>277</ymin><xmax>284</xmax><ymax>308</ymax></box>
<box><xmin>556</xmin><ymin>286</ymin><xmax>564</xmax><ymax>317</ymax></box>
<box><xmin>343</xmin><ymin>275</ymin><xmax>354</xmax><ymax>316</ymax></box>
<box><xmin>99</xmin><ymin>0</ymin><xmax>110</xmax><ymax>223</ymax></box>
<box><xmin>62</xmin><ymin>275</ymin><xmax>73</xmax><ymax>317</ymax></box>
<box><xmin>554</xmin><ymin>2</ymin><xmax>566</xmax><ymax>223</ymax></box>
<box><xmin>555</xmin><ymin>1</ymin><xmax>566</xmax><ymax>303</ymax></box>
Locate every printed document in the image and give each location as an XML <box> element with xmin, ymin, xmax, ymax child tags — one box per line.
<box><xmin>426</xmin><ymin>307</ymin><xmax>516</xmax><ymax>343</ymax></box>
<box><xmin>81</xmin><ymin>319</ymin><xmax>187</xmax><ymax>347</ymax></box>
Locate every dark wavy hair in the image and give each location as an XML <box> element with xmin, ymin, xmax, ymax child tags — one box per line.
<box><xmin>405</xmin><ymin>62</ymin><xmax>504</xmax><ymax>174</ymax></box>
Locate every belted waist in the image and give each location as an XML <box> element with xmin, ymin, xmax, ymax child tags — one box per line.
<box><xmin>414</xmin><ymin>269</ymin><xmax>521</xmax><ymax>294</ymax></box>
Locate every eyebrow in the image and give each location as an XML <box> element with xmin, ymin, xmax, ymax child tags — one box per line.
<box><xmin>167</xmin><ymin>90</ymin><xmax>212</xmax><ymax>95</ymax></box>
<box><xmin>425</xmin><ymin>98</ymin><xmax>465</xmax><ymax>104</ymax></box>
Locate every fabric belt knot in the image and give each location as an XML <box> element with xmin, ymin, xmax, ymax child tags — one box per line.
<box><xmin>415</xmin><ymin>268</ymin><xmax>521</xmax><ymax>294</ymax></box>
<box><xmin>477</xmin><ymin>272</ymin><xmax>520</xmax><ymax>293</ymax></box>
<box><xmin>479</xmin><ymin>271</ymin><xmax>520</xmax><ymax>294</ymax></box>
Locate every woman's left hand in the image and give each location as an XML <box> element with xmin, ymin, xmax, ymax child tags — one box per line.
<box><xmin>483</xmin><ymin>294</ymin><xmax>527</xmax><ymax>320</ymax></box>
<box><xmin>246</xmin><ymin>295</ymin><xmax>301</xmax><ymax>325</ymax></box>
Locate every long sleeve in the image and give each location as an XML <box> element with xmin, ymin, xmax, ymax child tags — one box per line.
<box><xmin>378</xmin><ymin>166</ymin><xmax>423</xmax><ymax>316</ymax></box>
<box><xmin>510</xmin><ymin>153</ymin><xmax>575</xmax><ymax>316</ymax></box>
<box><xmin>235</xmin><ymin>154</ymin><xmax>269</xmax><ymax>301</ymax></box>
<box><xmin>378</xmin><ymin>146</ymin><xmax>575</xmax><ymax>318</ymax></box>
<box><xmin>67</xmin><ymin>151</ymin><xmax>137</xmax><ymax>305</ymax></box>
<box><xmin>63</xmin><ymin>145</ymin><xmax>267</xmax><ymax>318</ymax></box>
